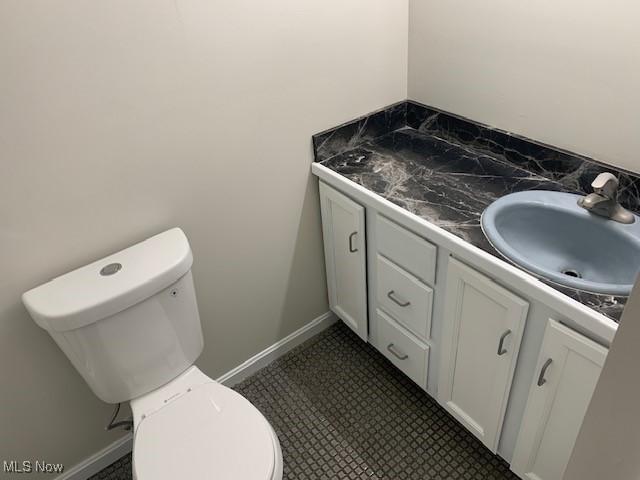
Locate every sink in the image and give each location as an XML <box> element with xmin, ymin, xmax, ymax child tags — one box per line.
<box><xmin>481</xmin><ymin>190</ymin><xmax>640</xmax><ymax>296</ymax></box>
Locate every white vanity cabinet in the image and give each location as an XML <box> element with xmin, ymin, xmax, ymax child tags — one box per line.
<box><xmin>376</xmin><ymin>255</ymin><xmax>434</xmax><ymax>341</ymax></box>
<box><xmin>371</xmin><ymin>215</ymin><xmax>437</xmax><ymax>389</ymax></box>
<box><xmin>314</xmin><ymin>169</ymin><xmax>614</xmax><ymax>475</ymax></box>
<box><xmin>511</xmin><ymin>319</ymin><xmax>607</xmax><ymax>480</ymax></box>
<box><xmin>376</xmin><ymin>309</ymin><xmax>430</xmax><ymax>386</ymax></box>
<box><xmin>377</xmin><ymin>215</ymin><xmax>437</xmax><ymax>286</ymax></box>
<box><xmin>319</xmin><ymin>182</ymin><xmax>368</xmax><ymax>341</ymax></box>
<box><xmin>438</xmin><ymin>258</ymin><xmax>529</xmax><ymax>452</ymax></box>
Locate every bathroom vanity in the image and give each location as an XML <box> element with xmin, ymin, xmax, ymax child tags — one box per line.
<box><xmin>312</xmin><ymin>101</ymin><xmax>637</xmax><ymax>480</ymax></box>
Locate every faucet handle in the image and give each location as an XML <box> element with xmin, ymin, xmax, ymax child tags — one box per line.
<box><xmin>591</xmin><ymin>172</ymin><xmax>618</xmax><ymax>198</ymax></box>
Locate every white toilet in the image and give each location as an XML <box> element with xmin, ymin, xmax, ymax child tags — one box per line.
<box><xmin>22</xmin><ymin>228</ymin><xmax>283</xmax><ymax>480</ymax></box>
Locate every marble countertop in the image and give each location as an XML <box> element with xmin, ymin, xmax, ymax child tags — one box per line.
<box><xmin>314</xmin><ymin>104</ymin><xmax>632</xmax><ymax>322</ymax></box>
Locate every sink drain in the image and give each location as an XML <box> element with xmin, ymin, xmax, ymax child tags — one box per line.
<box><xmin>561</xmin><ymin>268</ymin><xmax>582</xmax><ymax>279</ymax></box>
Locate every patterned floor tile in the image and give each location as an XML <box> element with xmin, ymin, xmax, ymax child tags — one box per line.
<box><xmin>90</xmin><ymin>322</ymin><xmax>518</xmax><ymax>479</ymax></box>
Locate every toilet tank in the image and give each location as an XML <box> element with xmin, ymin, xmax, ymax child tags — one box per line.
<box><xmin>22</xmin><ymin>228</ymin><xmax>204</xmax><ymax>404</ymax></box>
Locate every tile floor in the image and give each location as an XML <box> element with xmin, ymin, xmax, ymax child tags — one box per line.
<box><xmin>90</xmin><ymin>322</ymin><xmax>518</xmax><ymax>480</ymax></box>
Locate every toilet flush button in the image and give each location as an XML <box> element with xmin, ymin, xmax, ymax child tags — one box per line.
<box><xmin>100</xmin><ymin>263</ymin><xmax>122</xmax><ymax>276</ymax></box>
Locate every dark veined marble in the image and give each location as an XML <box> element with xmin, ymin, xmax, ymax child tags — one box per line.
<box><xmin>406</xmin><ymin>102</ymin><xmax>640</xmax><ymax>213</ymax></box>
<box><xmin>313</xmin><ymin>102</ymin><xmax>406</xmax><ymax>162</ymax></box>
<box><xmin>312</xmin><ymin>102</ymin><xmax>638</xmax><ymax>322</ymax></box>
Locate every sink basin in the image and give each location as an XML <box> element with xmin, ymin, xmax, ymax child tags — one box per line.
<box><xmin>481</xmin><ymin>190</ymin><xmax>640</xmax><ymax>296</ymax></box>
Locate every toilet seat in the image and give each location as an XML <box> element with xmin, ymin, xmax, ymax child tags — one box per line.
<box><xmin>132</xmin><ymin>372</ymin><xmax>280</xmax><ymax>480</ymax></box>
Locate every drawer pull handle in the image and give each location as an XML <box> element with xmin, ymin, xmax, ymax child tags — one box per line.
<box><xmin>348</xmin><ymin>231</ymin><xmax>358</xmax><ymax>253</ymax></box>
<box><xmin>497</xmin><ymin>329</ymin><xmax>512</xmax><ymax>355</ymax></box>
<box><xmin>387</xmin><ymin>343</ymin><xmax>409</xmax><ymax>360</ymax></box>
<box><xmin>387</xmin><ymin>290</ymin><xmax>411</xmax><ymax>307</ymax></box>
<box><xmin>537</xmin><ymin>358</ymin><xmax>553</xmax><ymax>386</ymax></box>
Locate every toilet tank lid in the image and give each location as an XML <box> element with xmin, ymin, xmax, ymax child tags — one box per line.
<box><xmin>22</xmin><ymin>228</ymin><xmax>193</xmax><ymax>333</ymax></box>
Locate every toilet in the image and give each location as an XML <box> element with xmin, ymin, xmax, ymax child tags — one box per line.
<box><xmin>22</xmin><ymin>228</ymin><xmax>283</xmax><ymax>480</ymax></box>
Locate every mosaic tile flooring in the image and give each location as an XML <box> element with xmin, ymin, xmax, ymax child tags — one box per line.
<box><xmin>90</xmin><ymin>322</ymin><xmax>518</xmax><ymax>480</ymax></box>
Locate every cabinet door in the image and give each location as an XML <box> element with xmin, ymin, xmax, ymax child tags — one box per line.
<box><xmin>511</xmin><ymin>319</ymin><xmax>607</xmax><ymax>480</ymax></box>
<box><xmin>438</xmin><ymin>258</ymin><xmax>529</xmax><ymax>452</ymax></box>
<box><xmin>319</xmin><ymin>182</ymin><xmax>368</xmax><ymax>341</ymax></box>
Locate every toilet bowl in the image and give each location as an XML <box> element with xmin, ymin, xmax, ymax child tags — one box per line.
<box><xmin>131</xmin><ymin>367</ymin><xmax>282</xmax><ymax>480</ymax></box>
<box><xmin>21</xmin><ymin>228</ymin><xmax>283</xmax><ymax>480</ymax></box>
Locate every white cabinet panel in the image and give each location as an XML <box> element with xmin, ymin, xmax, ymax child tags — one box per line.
<box><xmin>511</xmin><ymin>319</ymin><xmax>607</xmax><ymax>480</ymax></box>
<box><xmin>319</xmin><ymin>182</ymin><xmax>368</xmax><ymax>341</ymax></box>
<box><xmin>438</xmin><ymin>258</ymin><xmax>529</xmax><ymax>452</ymax></box>
<box><xmin>376</xmin><ymin>309</ymin><xmax>429</xmax><ymax>388</ymax></box>
<box><xmin>376</xmin><ymin>255</ymin><xmax>433</xmax><ymax>341</ymax></box>
<box><xmin>377</xmin><ymin>215</ymin><xmax>437</xmax><ymax>286</ymax></box>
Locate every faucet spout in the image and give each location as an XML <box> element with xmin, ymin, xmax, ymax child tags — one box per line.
<box><xmin>578</xmin><ymin>173</ymin><xmax>635</xmax><ymax>224</ymax></box>
<box><xmin>580</xmin><ymin>193</ymin><xmax>609</xmax><ymax>210</ymax></box>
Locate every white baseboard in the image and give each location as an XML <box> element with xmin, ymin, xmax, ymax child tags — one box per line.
<box><xmin>56</xmin><ymin>434</ymin><xmax>133</xmax><ymax>480</ymax></box>
<box><xmin>216</xmin><ymin>310</ymin><xmax>337</xmax><ymax>386</ymax></box>
<box><xmin>55</xmin><ymin>310</ymin><xmax>337</xmax><ymax>480</ymax></box>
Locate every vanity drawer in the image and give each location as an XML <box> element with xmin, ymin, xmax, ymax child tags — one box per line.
<box><xmin>377</xmin><ymin>255</ymin><xmax>433</xmax><ymax>340</ymax></box>
<box><xmin>377</xmin><ymin>215</ymin><xmax>437</xmax><ymax>286</ymax></box>
<box><xmin>377</xmin><ymin>309</ymin><xmax>429</xmax><ymax>387</ymax></box>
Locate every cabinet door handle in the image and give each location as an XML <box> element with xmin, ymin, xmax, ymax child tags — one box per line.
<box><xmin>497</xmin><ymin>329</ymin><xmax>512</xmax><ymax>355</ymax></box>
<box><xmin>348</xmin><ymin>231</ymin><xmax>358</xmax><ymax>253</ymax></box>
<box><xmin>537</xmin><ymin>358</ymin><xmax>553</xmax><ymax>386</ymax></box>
<box><xmin>387</xmin><ymin>290</ymin><xmax>411</xmax><ymax>307</ymax></box>
<box><xmin>387</xmin><ymin>343</ymin><xmax>409</xmax><ymax>360</ymax></box>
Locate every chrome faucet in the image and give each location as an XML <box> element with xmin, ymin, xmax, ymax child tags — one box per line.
<box><xmin>578</xmin><ymin>172</ymin><xmax>635</xmax><ymax>224</ymax></box>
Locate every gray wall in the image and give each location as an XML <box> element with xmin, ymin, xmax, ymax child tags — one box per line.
<box><xmin>0</xmin><ymin>0</ymin><xmax>408</xmax><ymax>476</ymax></box>
<box><xmin>408</xmin><ymin>0</ymin><xmax>640</xmax><ymax>173</ymax></box>
<box><xmin>564</xmin><ymin>279</ymin><xmax>640</xmax><ymax>480</ymax></box>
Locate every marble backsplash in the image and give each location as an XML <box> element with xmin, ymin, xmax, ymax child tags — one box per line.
<box><xmin>313</xmin><ymin>101</ymin><xmax>640</xmax><ymax>212</ymax></box>
<box><xmin>313</xmin><ymin>102</ymin><xmax>406</xmax><ymax>163</ymax></box>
